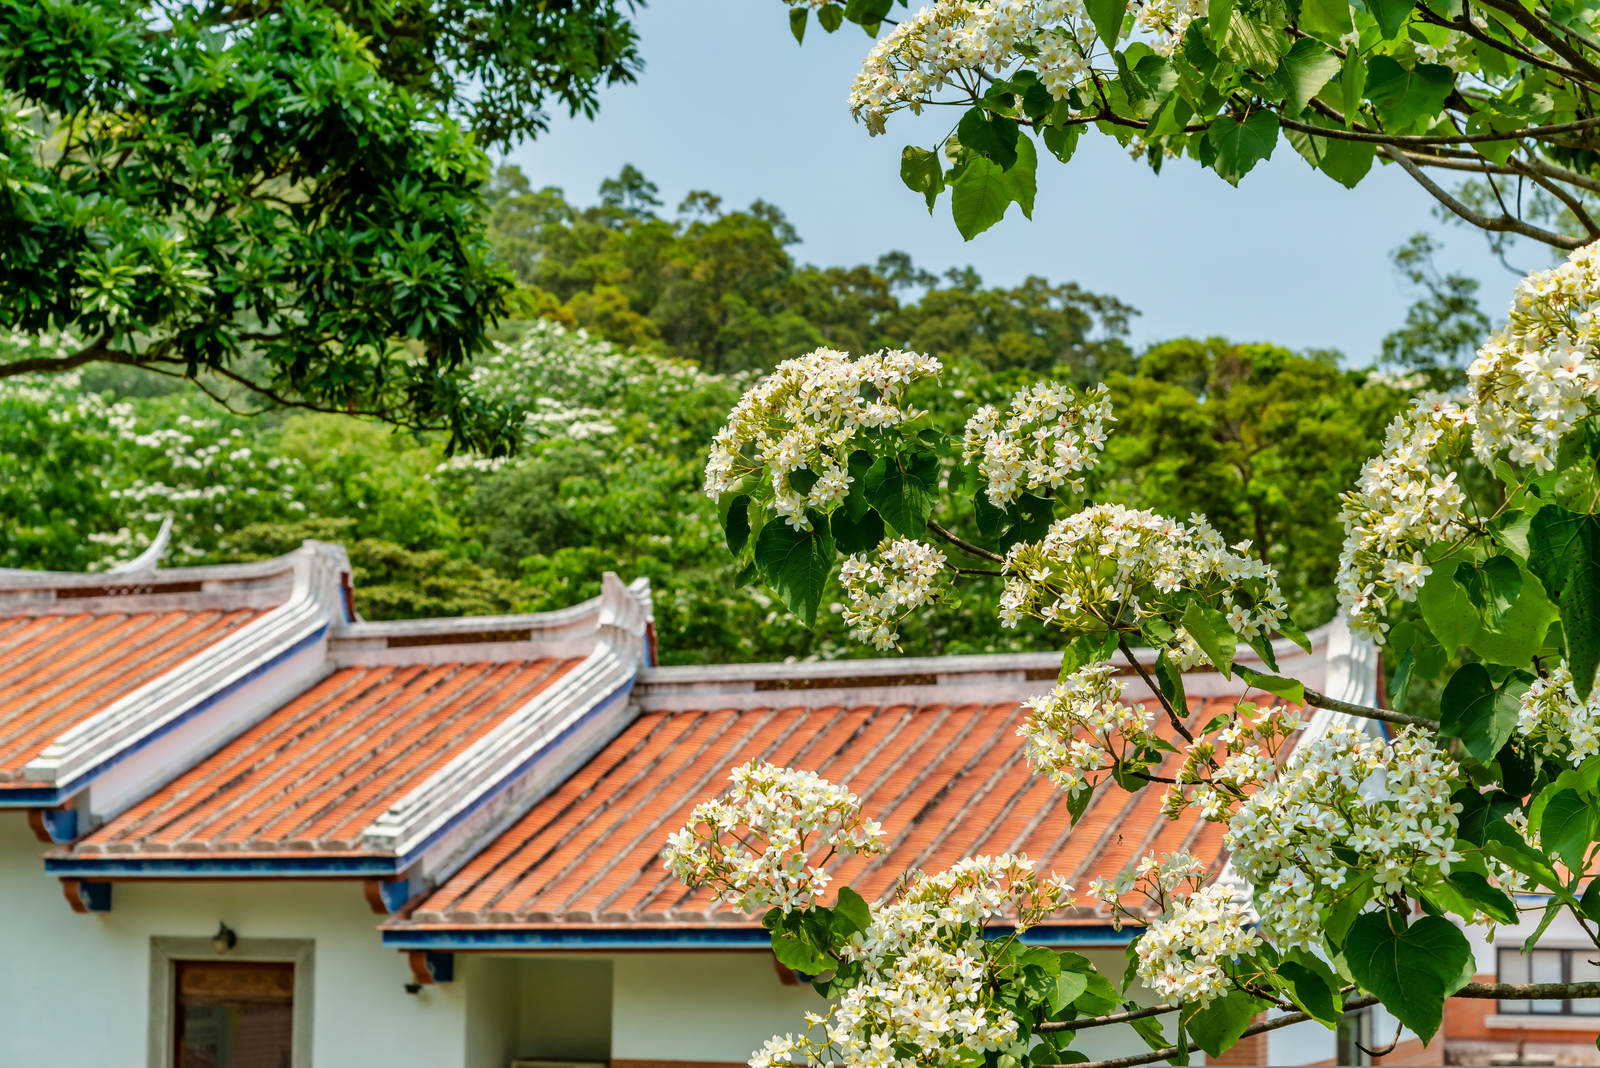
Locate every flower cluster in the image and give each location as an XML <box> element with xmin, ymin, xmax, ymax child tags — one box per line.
<box><xmin>999</xmin><ymin>504</ymin><xmax>1287</xmax><ymax>666</ymax></box>
<box><xmin>1226</xmin><ymin>724</ymin><xmax>1462</xmax><ymax>949</ymax></box>
<box><xmin>1133</xmin><ymin>881</ymin><xmax>1259</xmax><ymax>1004</ymax></box>
<box><xmin>1018</xmin><ymin>664</ymin><xmax>1153</xmax><ymax>798</ymax></box>
<box><xmin>850</xmin><ymin>0</ymin><xmax>1101</xmax><ymax>134</ymax></box>
<box><xmin>703</xmin><ymin>347</ymin><xmax>943</xmax><ymax>529</ymax></box>
<box><xmin>1517</xmin><ymin>662</ymin><xmax>1600</xmax><ymax>767</ymax></box>
<box><xmin>1086</xmin><ymin>853</ymin><xmax>1255</xmax><ymax>1005</ymax></box>
<box><xmin>962</xmin><ymin>381</ymin><xmax>1112</xmax><ymax>506</ymax></box>
<box><xmin>1469</xmin><ymin>242</ymin><xmax>1600</xmax><ymax>472</ymax></box>
<box><xmin>663</xmin><ymin>762</ymin><xmax>886</xmax><ymax>914</ymax></box>
<box><xmin>469</xmin><ymin>318</ymin><xmax>729</xmax><ymax>445</ymax></box>
<box><xmin>840</xmin><ymin>538</ymin><xmax>948</xmax><ymax>650</ymax></box>
<box><xmin>1334</xmin><ymin>392</ymin><xmax>1475</xmax><ymax>641</ymax></box>
<box><xmin>1337</xmin><ymin>242</ymin><xmax>1600</xmax><ymax>641</ymax></box>
<box><xmin>759</xmin><ymin>855</ymin><xmax>1073</xmax><ymax>1068</ymax></box>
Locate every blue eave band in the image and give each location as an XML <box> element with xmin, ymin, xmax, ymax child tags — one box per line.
<box><xmin>0</xmin><ymin>623</ymin><xmax>328</xmax><ymax>809</ymax></box>
<box><xmin>0</xmin><ymin>785</ymin><xmax>73</xmax><ymax>806</ymax></box>
<box><xmin>44</xmin><ymin>854</ymin><xmax>400</xmax><ymax>878</ymax></box>
<box><xmin>380</xmin><ymin>922</ymin><xmax>1132</xmax><ymax>951</ymax></box>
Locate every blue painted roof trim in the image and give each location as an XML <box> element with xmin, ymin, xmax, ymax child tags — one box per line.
<box><xmin>0</xmin><ymin>785</ymin><xmax>73</xmax><ymax>807</ymax></box>
<box><xmin>0</xmin><ymin>623</ymin><xmax>329</xmax><ymax>810</ymax></box>
<box><xmin>381</xmin><ymin>922</ymin><xmax>1132</xmax><ymax>952</ymax></box>
<box><xmin>45</xmin><ymin>854</ymin><xmax>399</xmax><ymax>878</ymax></box>
<box><xmin>390</xmin><ymin>669</ymin><xmax>639</xmax><ymax>870</ymax></box>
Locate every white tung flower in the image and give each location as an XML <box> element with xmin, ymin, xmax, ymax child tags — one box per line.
<box><xmin>662</xmin><ymin>761</ymin><xmax>886</xmax><ymax>915</ymax></box>
<box><xmin>962</xmin><ymin>381</ymin><xmax>1114</xmax><ymax>508</ymax></box>
<box><xmin>998</xmin><ymin>503</ymin><xmax>1287</xmax><ymax>663</ymax></box>
<box><xmin>1018</xmin><ymin>664</ymin><xmax>1152</xmax><ymax>797</ymax></box>
<box><xmin>840</xmin><ymin>538</ymin><xmax>948</xmax><ymax>650</ymax></box>
<box><xmin>704</xmin><ymin>347</ymin><xmax>943</xmax><ymax>530</ymax></box>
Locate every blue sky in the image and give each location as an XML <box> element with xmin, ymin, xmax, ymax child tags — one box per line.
<box><xmin>505</xmin><ymin>0</ymin><xmax>1541</xmax><ymax>362</ymax></box>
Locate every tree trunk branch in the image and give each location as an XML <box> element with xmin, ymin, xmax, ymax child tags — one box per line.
<box><xmin>926</xmin><ymin>521</ymin><xmax>1006</xmax><ymax>564</ymax></box>
<box><xmin>1119</xmin><ymin>638</ymin><xmax>1194</xmax><ymax>743</ymax></box>
<box><xmin>1303</xmin><ymin>687</ymin><xmax>1440</xmax><ymax>730</ymax></box>
<box><xmin>1038</xmin><ymin>982</ymin><xmax>1600</xmax><ymax>1065</ymax></box>
<box><xmin>0</xmin><ymin>337</ymin><xmax>118</xmax><ymax>378</ymax></box>
<box><xmin>1379</xmin><ymin>145</ymin><xmax>1587</xmax><ymax>250</ymax></box>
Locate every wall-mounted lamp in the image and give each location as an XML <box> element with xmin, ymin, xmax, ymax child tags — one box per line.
<box><xmin>212</xmin><ymin>922</ymin><xmax>237</xmax><ymax>954</ymax></box>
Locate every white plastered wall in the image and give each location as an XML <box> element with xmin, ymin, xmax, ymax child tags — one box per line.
<box><xmin>605</xmin><ymin>947</ymin><xmax>1163</xmax><ymax>1065</ymax></box>
<box><xmin>0</xmin><ymin>815</ymin><xmax>473</xmax><ymax>1067</ymax></box>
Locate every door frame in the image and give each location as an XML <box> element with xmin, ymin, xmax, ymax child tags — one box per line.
<box><xmin>148</xmin><ymin>935</ymin><xmax>314</xmax><ymax>1068</ymax></box>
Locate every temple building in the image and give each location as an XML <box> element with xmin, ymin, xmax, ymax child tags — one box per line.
<box><xmin>0</xmin><ymin>539</ymin><xmax>1592</xmax><ymax>1066</ymax></box>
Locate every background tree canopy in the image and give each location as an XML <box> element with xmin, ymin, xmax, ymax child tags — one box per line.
<box><xmin>0</xmin><ymin>0</ymin><xmax>641</xmax><ymax>453</ymax></box>
<box><xmin>2</xmin><ymin>167</ymin><xmax>1417</xmax><ymax>663</ymax></box>
<box><xmin>483</xmin><ymin>164</ymin><xmax>1137</xmax><ymax>377</ymax></box>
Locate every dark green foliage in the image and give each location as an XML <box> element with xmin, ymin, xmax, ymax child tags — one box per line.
<box><xmin>1098</xmin><ymin>338</ymin><xmax>1409</xmax><ymax>627</ymax></box>
<box><xmin>482</xmin><ymin>166</ymin><xmax>1138</xmax><ymax>379</ymax></box>
<box><xmin>0</xmin><ymin>0</ymin><xmax>643</xmax><ymax>453</ymax></box>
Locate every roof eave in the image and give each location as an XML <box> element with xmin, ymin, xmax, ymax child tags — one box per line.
<box><xmin>377</xmin><ymin>922</ymin><xmax>1134</xmax><ymax>952</ymax></box>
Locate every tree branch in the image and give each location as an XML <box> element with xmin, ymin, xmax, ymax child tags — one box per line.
<box><xmin>1415</xmin><ymin>2</ymin><xmax>1594</xmax><ymax>82</ymax></box>
<box><xmin>1037</xmin><ymin>1002</ymin><xmax>1175</xmax><ymax>1033</ymax></box>
<box><xmin>0</xmin><ymin>337</ymin><xmax>118</xmax><ymax>378</ymax></box>
<box><xmin>1119</xmin><ymin>638</ymin><xmax>1194</xmax><ymax>743</ymax></box>
<box><xmin>1055</xmin><ymin>997</ymin><xmax>1384</xmax><ymax>1068</ymax></box>
<box><xmin>1303</xmin><ymin>687</ymin><xmax>1440</xmax><ymax>730</ymax></box>
<box><xmin>203</xmin><ymin>362</ymin><xmax>438</xmax><ymax>429</ymax></box>
<box><xmin>1521</xmin><ymin>154</ymin><xmax>1600</xmax><ymax>196</ymax></box>
<box><xmin>1280</xmin><ymin>111</ymin><xmax>1600</xmax><ymax>146</ymax></box>
<box><xmin>1379</xmin><ymin>145</ymin><xmax>1587</xmax><ymax>249</ymax></box>
<box><xmin>927</xmin><ymin>521</ymin><xmax>1006</xmax><ymax>564</ymax></box>
<box><xmin>1397</xmin><ymin>150</ymin><xmax>1522</xmax><ymax>175</ymax></box>
<box><xmin>1509</xmin><ymin>157</ymin><xmax>1600</xmax><ymax>237</ymax></box>
<box><xmin>1038</xmin><ymin>981</ymin><xmax>1600</xmax><ymax>1046</ymax></box>
<box><xmin>1473</xmin><ymin>0</ymin><xmax>1600</xmax><ymax>84</ymax></box>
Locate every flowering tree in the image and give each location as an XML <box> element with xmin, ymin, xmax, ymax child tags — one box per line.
<box><xmin>0</xmin><ymin>0</ymin><xmax>639</xmax><ymax>454</ymax></box>
<box><xmin>780</xmin><ymin>0</ymin><xmax>1600</xmax><ymax>246</ymax></box>
<box><xmin>666</xmin><ymin>244</ymin><xmax>1600</xmax><ymax>1065</ymax></box>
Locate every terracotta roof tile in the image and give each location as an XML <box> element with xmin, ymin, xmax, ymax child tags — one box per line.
<box><xmin>0</xmin><ymin>608</ymin><xmax>265</xmax><ymax>788</ymax></box>
<box><xmin>398</xmin><ymin>693</ymin><xmax>1285</xmax><ymax>931</ymax></box>
<box><xmin>74</xmin><ymin>656</ymin><xmax>581</xmax><ymax>856</ymax></box>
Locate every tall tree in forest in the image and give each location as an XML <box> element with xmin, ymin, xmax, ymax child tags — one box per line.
<box><xmin>0</xmin><ymin>0</ymin><xmax>640</xmax><ymax>453</ymax></box>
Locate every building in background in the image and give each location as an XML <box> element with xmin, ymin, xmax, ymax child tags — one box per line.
<box><xmin>0</xmin><ymin>540</ymin><xmax>1591</xmax><ymax>1066</ymax></box>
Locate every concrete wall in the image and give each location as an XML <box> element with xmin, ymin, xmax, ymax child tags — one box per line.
<box><xmin>605</xmin><ymin>946</ymin><xmax>1162</xmax><ymax>1066</ymax></box>
<box><xmin>518</xmin><ymin>957</ymin><xmax>613</xmax><ymax>1060</ymax></box>
<box><xmin>608</xmin><ymin>952</ymin><xmax>822</xmax><ymax>1063</ymax></box>
<box><xmin>0</xmin><ymin>814</ymin><xmax>470</xmax><ymax>1067</ymax></box>
<box><xmin>465</xmin><ymin>956</ymin><xmax>519</xmax><ymax>1068</ymax></box>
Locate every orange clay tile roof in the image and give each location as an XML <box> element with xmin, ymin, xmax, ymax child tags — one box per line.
<box><xmin>73</xmin><ymin>657</ymin><xmax>582</xmax><ymax>856</ymax></box>
<box><xmin>397</xmin><ymin>694</ymin><xmax>1267</xmax><ymax>930</ymax></box>
<box><xmin>0</xmin><ymin>607</ymin><xmax>266</xmax><ymax>790</ymax></box>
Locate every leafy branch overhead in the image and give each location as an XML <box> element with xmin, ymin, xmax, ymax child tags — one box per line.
<box><xmin>0</xmin><ymin>0</ymin><xmax>642</xmax><ymax>453</ymax></box>
<box><xmin>789</xmin><ymin>0</ymin><xmax>1600</xmax><ymax>247</ymax></box>
<box><xmin>685</xmin><ymin>191</ymin><xmax>1600</xmax><ymax>1062</ymax></box>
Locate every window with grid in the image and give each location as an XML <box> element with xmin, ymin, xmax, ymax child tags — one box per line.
<box><xmin>1498</xmin><ymin>948</ymin><xmax>1600</xmax><ymax>1015</ymax></box>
